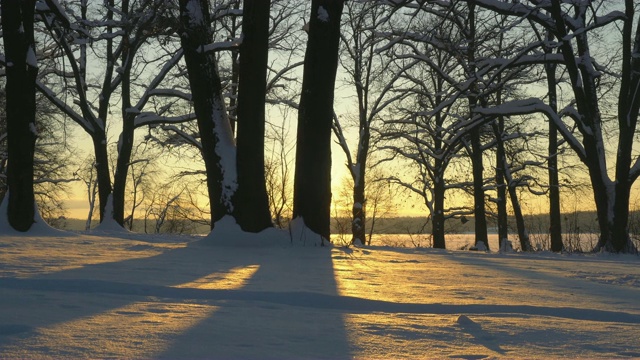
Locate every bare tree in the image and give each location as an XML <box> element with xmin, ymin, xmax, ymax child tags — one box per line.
<box><xmin>464</xmin><ymin>0</ymin><xmax>637</xmax><ymax>252</ymax></box>
<box><xmin>334</xmin><ymin>1</ymin><xmax>407</xmax><ymax>245</ymax></box>
<box><xmin>75</xmin><ymin>155</ymin><xmax>99</xmax><ymax>230</ymax></box>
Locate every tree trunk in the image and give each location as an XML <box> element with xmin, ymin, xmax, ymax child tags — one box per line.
<box><xmin>179</xmin><ymin>0</ymin><xmax>237</xmax><ymax>227</ymax></box>
<box><xmin>609</xmin><ymin>3</ymin><xmax>640</xmax><ymax>253</ymax></box>
<box><xmin>293</xmin><ymin>0</ymin><xmax>345</xmax><ymax>241</ymax></box>
<box><xmin>545</xmin><ymin>39</ymin><xmax>563</xmax><ymax>252</ymax></box>
<box><xmin>92</xmin><ymin>132</ymin><xmax>113</xmax><ymax>222</ymax></box>
<box><xmin>495</xmin><ymin>119</ymin><xmax>509</xmax><ymax>251</ymax></box>
<box><xmin>351</xmin><ymin>164</ymin><xmax>366</xmax><ymax>245</ymax></box>
<box><xmin>113</xmin><ymin>18</ymin><xmax>135</xmax><ymax>227</ymax></box>
<box><xmin>507</xmin><ymin>182</ymin><xmax>530</xmax><ymax>251</ymax></box>
<box><xmin>432</xmin><ymin>170</ymin><xmax>446</xmax><ymax>249</ymax></box>
<box><xmin>112</xmin><ymin>115</ymin><xmax>135</xmax><ymax>227</ymax></box>
<box><xmin>470</xmin><ymin>129</ymin><xmax>489</xmax><ymax>250</ymax></box>
<box><xmin>2</xmin><ymin>0</ymin><xmax>38</xmax><ymax>231</ymax></box>
<box><xmin>233</xmin><ymin>0</ymin><xmax>273</xmax><ymax>232</ymax></box>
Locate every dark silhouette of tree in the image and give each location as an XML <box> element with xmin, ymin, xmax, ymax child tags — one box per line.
<box><xmin>179</xmin><ymin>0</ymin><xmax>238</xmax><ymax>226</ymax></box>
<box><xmin>2</xmin><ymin>0</ymin><xmax>38</xmax><ymax>231</ymax></box>
<box><xmin>293</xmin><ymin>0</ymin><xmax>345</xmax><ymax>242</ymax></box>
<box><xmin>233</xmin><ymin>0</ymin><xmax>273</xmax><ymax>232</ymax></box>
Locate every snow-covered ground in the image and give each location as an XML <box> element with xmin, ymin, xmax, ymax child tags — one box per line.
<box><xmin>1</xmin><ymin>220</ymin><xmax>640</xmax><ymax>359</ymax></box>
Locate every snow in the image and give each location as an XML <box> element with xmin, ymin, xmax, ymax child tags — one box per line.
<box><xmin>26</xmin><ymin>46</ymin><xmax>37</xmax><ymax>68</ymax></box>
<box><xmin>317</xmin><ymin>6</ymin><xmax>330</xmax><ymax>22</ymax></box>
<box><xmin>184</xmin><ymin>0</ymin><xmax>205</xmax><ymax>27</ymax></box>
<box><xmin>28</xmin><ymin>122</ymin><xmax>38</xmax><ymax>136</ymax></box>
<box><xmin>1</xmin><ymin>221</ymin><xmax>640</xmax><ymax>358</ymax></box>
<box><xmin>0</xmin><ymin>194</ymin><xmax>71</xmax><ymax>237</ymax></box>
<box><xmin>289</xmin><ymin>216</ymin><xmax>327</xmax><ymax>246</ymax></box>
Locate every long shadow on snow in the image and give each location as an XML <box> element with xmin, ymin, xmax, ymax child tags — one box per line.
<box><xmin>439</xmin><ymin>250</ymin><xmax>640</xmax><ymax>308</ymax></box>
<box><xmin>0</xmin><ymin>239</ymin><xmax>355</xmax><ymax>358</ymax></box>
<box><xmin>158</xmin><ymin>245</ymin><xmax>353</xmax><ymax>359</ymax></box>
<box><xmin>0</xmin><ymin>240</ymin><xmax>273</xmax><ymax>351</ymax></box>
<box><xmin>1</xmin><ymin>275</ymin><xmax>639</xmax><ymax>324</ymax></box>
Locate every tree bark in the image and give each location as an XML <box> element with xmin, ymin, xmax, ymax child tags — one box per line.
<box><xmin>495</xmin><ymin>118</ymin><xmax>509</xmax><ymax>250</ymax></box>
<box><xmin>92</xmin><ymin>131</ymin><xmax>113</xmax><ymax>222</ymax></box>
<box><xmin>233</xmin><ymin>0</ymin><xmax>273</xmax><ymax>232</ymax></box>
<box><xmin>179</xmin><ymin>0</ymin><xmax>237</xmax><ymax>226</ymax></box>
<box><xmin>470</xmin><ymin>128</ymin><xmax>489</xmax><ymax>250</ymax></box>
<box><xmin>113</xmin><ymin>5</ymin><xmax>135</xmax><ymax>227</ymax></box>
<box><xmin>2</xmin><ymin>0</ymin><xmax>38</xmax><ymax>231</ymax></box>
<box><xmin>432</xmin><ymin>169</ymin><xmax>446</xmax><ymax>249</ymax></box>
<box><xmin>466</xmin><ymin>1</ymin><xmax>488</xmax><ymax>250</ymax></box>
<box><xmin>293</xmin><ymin>0</ymin><xmax>345</xmax><ymax>241</ymax></box>
<box><xmin>545</xmin><ymin>33</ymin><xmax>563</xmax><ymax>252</ymax></box>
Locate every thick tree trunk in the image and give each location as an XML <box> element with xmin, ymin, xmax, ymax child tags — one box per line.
<box><xmin>2</xmin><ymin>0</ymin><xmax>38</xmax><ymax>231</ymax></box>
<box><xmin>293</xmin><ymin>0</ymin><xmax>345</xmax><ymax>241</ymax></box>
<box><xmin>179</xmin><ymin>0</ymin><xmax>237</xmax><ymax>227</ymax></box>
<box><xmin>233</xmin><ymin>0</ymin><xmax>273</xmax><ymax>232</ymax></box>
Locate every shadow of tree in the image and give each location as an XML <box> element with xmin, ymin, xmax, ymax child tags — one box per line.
<box><xmin>0</xmin><ymin>238</ymin><xmax>354</xmax><ymax>358</ymax></box>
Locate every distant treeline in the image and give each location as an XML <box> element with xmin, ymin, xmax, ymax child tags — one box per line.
<box><xmin>53</xmin><ymin>210</ymin><xmax>640</xmax><ymax>236</ymax></box>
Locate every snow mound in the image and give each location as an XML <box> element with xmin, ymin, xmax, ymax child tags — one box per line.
<box><xmin>289</xmin><ymin>217</ymin><xmax>329</xmax><ymax>247</ymax></box>
<box><xmin>456</xmin><ymin>314</ymin><xmax>475</xmax><ymax>326</ymax></box>
<box><xmin>91</xmin><ymin>217</ymin><xmax>131</xmax><ymax>235</ymax></box>
<box><xmin>197</xmin><ymin>216</ymin><xmax>331</xmax><ymax>247</ymax></box>
<box><xmin>0</xmin><ymin>194</ymin><xmax>73</xmax><ymax>237</ymax></box>
<box><xmin>198</xmin><ymin>216</ymin><xmax>290</xmax><ymax>247</ymax></box>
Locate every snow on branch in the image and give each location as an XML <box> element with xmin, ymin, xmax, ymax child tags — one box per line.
<box><xmin>133</xmin><ymin>49</ymin><xmax>186</xmax><ymax>111</ymax></box>
<box><xmin>35</xmin><ymin>81</ymin><xmax>94</xmax><ymax>133</ymax></box>
<box><xmin>474</xmin><ymin>98</ymin><xmax>587</xmax><ymax>161</ymax></box>
<box><xmin>155</xmin><ymin>124</ymin><xmax>202</xmax><ymax>150</ymax></box>
<box><xmin>135</xmin><ymin>113</ymin><xmax>198</xmax><ymax>128</ymax></box>
<box><xmin>201</xmin><ymin>38</ymin><xmax>242</xmax><ymax>53</ymax></box>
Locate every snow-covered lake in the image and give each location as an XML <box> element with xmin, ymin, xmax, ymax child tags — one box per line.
<box><xmin>1</xmin><ymin>222</ymin><xmax>639</xmax><ymax>358</ymax></box>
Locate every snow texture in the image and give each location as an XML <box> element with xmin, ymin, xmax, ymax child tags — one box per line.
<box><xmin>0</xmin><ymin>192</ymin><xmax>70</xmax><ymax>237</ymax></box>
<box><xmin>2</xmin><ymin>215</ymin><xmax>640</xmax><ymax>358</ymax></box>
<box><xmin>289</xmin><ymin>216</ymin><xmax>326</xmax><ymax>246</ymax></box>
<box><xmin>26</xmin><ymin>46</ymin><xmax>37</xmax><ymax>68</ymax></box>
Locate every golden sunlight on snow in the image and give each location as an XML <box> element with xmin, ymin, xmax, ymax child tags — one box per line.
<box><xmin>0</xmin><ymin>300</ymin><xmax>218</xmax><ymax>358</ymax></box>
<box><xmin>0</xmin><ymin>235</ymin><xmax>185</xmax><ymax>278</ymax></box>
<box><xmin>173</xmin><ymin>264</ymin><xmax>260</xmax><ymax>290</ymax></box>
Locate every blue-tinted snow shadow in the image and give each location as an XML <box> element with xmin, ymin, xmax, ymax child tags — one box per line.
<box><xmin>0</xmin><ymin>241</ymin><xmax>288</xmax><ymax>356</ymax></box>
<box><xmin>0</xmin><ymin>239</ymin><xmax>355</xmax><ymax>358</ymax></box>
<box><xmin>156</xmin><ymin>246</ymin><xmax>354</xmax><ymax>359</ymax></box>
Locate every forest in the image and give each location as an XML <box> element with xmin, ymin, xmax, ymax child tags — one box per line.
<box><xmin>2</xmin><ymin>0</ymin><xmax>640</xmax><ymax>253</ymax></box>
